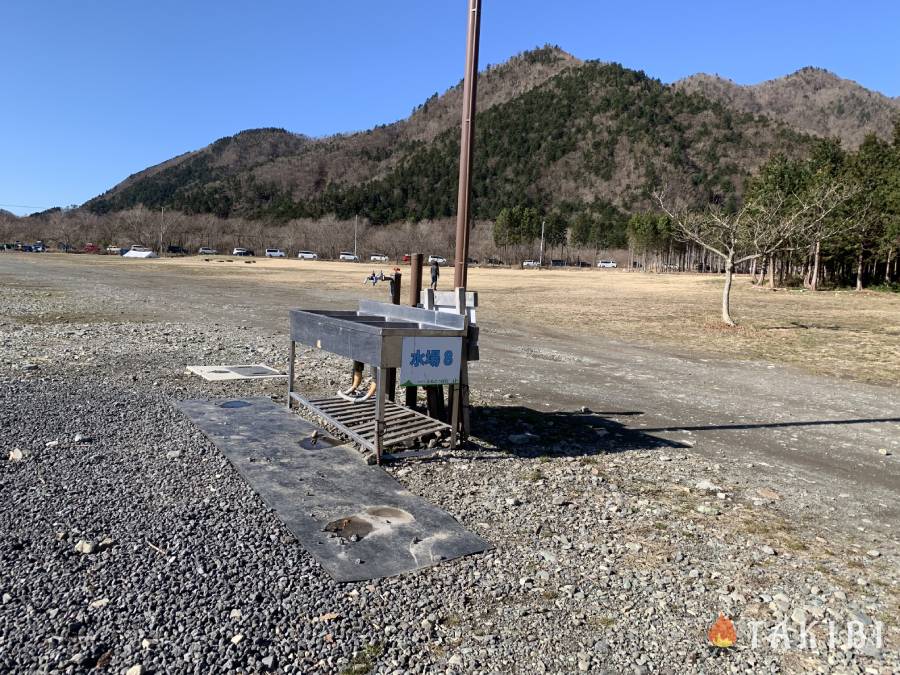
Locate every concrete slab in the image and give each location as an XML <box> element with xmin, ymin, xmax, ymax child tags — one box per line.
<box><xmin>186</xmin><ymin>364</ymin><xmax>285</xmax><ymax>381</ymax></box>
<box><xmin>176</xmin><ymin>397</ymin><xmax>490</xmax><ymax>582</ymax></box>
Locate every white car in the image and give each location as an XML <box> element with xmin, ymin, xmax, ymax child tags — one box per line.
<box><xmin>428</xmin><ymin>255</ymin><xmax>447</xmax><ymax>265</ymax></box>
<box><xmin>597</xmin><ymin>260</ymin><xmax>618</xmax><ymax>268</ymax></box>
<box><xmin>198</xmin><ymin>246</ymin><xmax>217</xmax><ymax>255</ymax></box>
<box><xmin>297</xmin><ymin>250</ymin><xmax>318</xmax><ymax>260</ymax></box>
<box><xmin>122</xmin><ymin>245</ymin><xmax>158</xmax><ymax>259</ymax></box>
<box><xmin>370</xmin><ymin>253</ymin><xmax>389</xmax><ymax>262</ymax></box>
<box><xmin>265</xmin><ymin>248</ymin><xmax>286</xmax><ymax>258</ymax></box>
<box><xmin>522</xmin><ymin>259</ymin><xmax>540</xmax><ymax>269</ymax></box>
<box><xmin>232</xmin><ymin>248</ymin><xmax>250</xmax><ymax>256</ymax></box>
<box><xmin>339</xmin><ymin>251</ymin><xmax>360</xmax><ymax>262</ymax></box>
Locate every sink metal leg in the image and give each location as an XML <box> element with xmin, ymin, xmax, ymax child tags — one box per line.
<box><xmin>374</xmin><ymin>367</ymin><xmax>386</xmax><ymax>464</ymax></box>
<box><xmin>287</xmin><ymin>340</ymin><xmax>295</xmax><ymax>409</ymax></box>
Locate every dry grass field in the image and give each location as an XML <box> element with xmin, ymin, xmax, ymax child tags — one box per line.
<box><xmin>147</xmin><ymin>256</ymin><xmax>900</xmax><ymax>386</ymax></box>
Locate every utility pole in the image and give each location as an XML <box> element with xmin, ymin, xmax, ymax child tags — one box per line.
<box><xmin>159</xmin><ymin>206</ymin><xmax>165</xmax><ymax>255</ymax></box>
<box><xmin>452</xmin><ymin>0</ymin><xmax>481</xmax><ymax>289</ymax></box>
<box><xmin>539</xmin><ymin>219</ymin><xmax>545</xmax><ymax>268</ymax></box>
<box><xmin>354</xmin><ymin>214</ymin><xmax>358</xmax><ymax>258</ymax></box>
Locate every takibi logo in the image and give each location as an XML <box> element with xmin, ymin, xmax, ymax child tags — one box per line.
<box><xmin>708</xmin><ymin>613</ymin><xmax>737</xmax><ymax>648</ymax></box>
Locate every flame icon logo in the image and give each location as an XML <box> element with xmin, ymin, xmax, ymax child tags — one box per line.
<box><xmin>708</xmin><ymin>612</ymin><xmax>736</xmax><ymax>648</ymax></box>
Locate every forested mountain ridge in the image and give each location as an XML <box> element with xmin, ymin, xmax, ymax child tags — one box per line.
<box><xmin>675</xmin><ymin>67</ymin><xmax>900</xmax><ymax>149</ymax></box>
<box><xmin>85</xmin><ymin>47</ymin><xmax>893</xmax><ymax>224</ymax></box>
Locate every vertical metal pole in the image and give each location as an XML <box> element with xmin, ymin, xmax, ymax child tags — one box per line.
<box><xmin>374</xmin><ymin>367</ymin><xmax>385</xmax><ymax>464</ymax></box>
<box><xmin>405</xmin><ymin>254</ymin><xmax>424</xmax><ymax>409</ymax></box>
<box><xmin>287</xmin><ymin>339</ymin><xmax>295</xmax><ymax>409</ymax></box>
<box><xmin>354</xmin><ymin>215</ymin><xmax>358</xmax><ymax>258</ymax></box>
<box><xmin>452</xmin><ymin>0</ymin><xmax>481</xmax><ymax>289</ymax></box>
<box><xmin>386</xmin><ymin>272</ymin><xmax>401</xmax><ymax>402</ymax></box>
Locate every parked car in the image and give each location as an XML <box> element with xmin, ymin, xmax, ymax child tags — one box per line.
<box><xmin>466</xmin><ymin>257</ymin><xmax>478</xmax><ymax>264</ymax></box>
<box><xmin>198</xmin><ymin>246</ymin><xmax>217</xmax><ymax>255</ymax></box>
<box><xmin>232</xmin><ymin>248</ymin><xmax>251</xmax><ymax>257</ymax></box>
<box><xmin>167</xmin><ymin>245</ymin><xmax>188</xmax><ymax>255</ymax></box>
<box><xmin>297</xmin><ymin>250</ymin><xmax>318</xmax><ymax>260</ymax></box>
<box><xmin>550</xmin><ymin>259</ymin><xmax>566</xmax><ymax>267</ymax></box>
<box><xmin>339</xmin><ymin>251</ymin><xmax>360</xmax><ymax>262</ymax></box>
<box><xmin>106</xmin><ymin>245</ymin><xmax>123</xmax><ymax>255</ymax></box>
<box><xmin>402</xmin><ymin>254</ymin><xmax>411</xmax><ymax>263</ymax></box>
<box><xmin>370</xmin><ymin>253</ymin><xmax>389</xmax><ymax>262</ymax></box>
<box><xmin>20</xmin><ymin>244</ymin><xmax>34</xmax><ymax>252</ymax></box>
<box><xmin>265</xmin><ymin>248</ymin><xmax>286</xmax><ymax>258</ymax></box>
<box><xmin>123</xmin><ymin>245</ymin><xmax>158</xmax><ymax>259</ymax></box>
<box><xmin>33</xmin><ymin>241</ymin><xmax>46</xmax><ymax>252</ymax></box>
<box><xmin>485</xmin><ymin>257</ymin><xmax>503</xmax><ymax>266</ymax></box>
<box><xmin>522</xmin><ymin>259</ymin><xmax>540</xmax><ymax>269</ymax></box>
<box><xmin>597</xmin><ymin>260</ymin><xmax>618</xmax><ymax>268</ymax></box>
<box><xmin>83</xmin><ymin>243</ymin><xmax>100</xmax><ymax>254</ymax></box>
<box><xmin>428</xmin><ymin>255</ymin><xmax>447</xmax><ymax>265</ymax></box>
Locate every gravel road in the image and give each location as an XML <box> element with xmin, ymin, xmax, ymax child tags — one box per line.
<box><xmin>1</xmin><ymin>254</ymin><xmax>898</xmax><ymax>673</ymax></box>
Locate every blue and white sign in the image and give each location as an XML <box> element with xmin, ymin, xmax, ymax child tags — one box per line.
<box><xmin>400</xmin><ymin>336</ymin><xmax>462</xmax><ymax>386</ymax></box>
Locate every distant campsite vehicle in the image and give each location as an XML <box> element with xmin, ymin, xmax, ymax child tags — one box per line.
<box><xmin>123</xmin><ymin>245</ymin><xmax>158</xmax><ymax>259</ymax></box>
<box><xmin>597</xmin><ymin>260</ymin><xmax>618</xmax><ymax>268</ymax></box>
<box><xmin>339</xmin><ymin>251</ymin><xmax>360</xmax><ymax>262</ymax></box>
<box><xmin>428</xmin><ymin>255</ymin><xmax>447</xmax><ymax>265</ymax></box>
<box><xmin>522</xmin><ymin>259</ymin><xmax>540</xmax><ymax>269</ymax></box>
<box><xmin>106</xmin><ymin>245</ymin><xmax>123</xmax><ymax>255</ymax></box>
<box><xmin>265</xmin><ymin>248</ymin><xmax>286</xmax><ymax>258</ymax></box>
<box><xmin>232</xmin><ymin>248</ymin><xmax>252</xmax><ymax>257</ymax></box>
<box><xmin>33</xmin><ymin>241</ymin><xmax>45</xmax><ymax>252</ymax></box>
<box><xmin>370</xmin><ymin>253</ymin><xmax>389</xmax><ymax>262</ymax></box>
<box><xmin>167</xmin><ymin>245</ymin><xmax>188</xmax><ymax>255</ymax></box>
<box><xmin>485</xmin><ymin>257</ymin><xmax>503</xmax><ymax>266</ymax></box>
<box><xmin>550</xmin><ymin>259</ymin><xmax>566</xmax><ymax>267</ymax></box>
<box><xmin>297</xmin><ymin>250</ymin><xmax>318</xmax><ymax>260</ymax></box>
<box><xmin>82</xmin><ymin>243</ymin><xmax>101</xmax><ymax>254</ymax></box>
<box><xmin>198</xmin><ymin>246</ymin><xmax>217</xmax><ymax>255</ymax></box>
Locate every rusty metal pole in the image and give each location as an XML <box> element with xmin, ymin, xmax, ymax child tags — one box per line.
<box><xmin>452</xmin><ymin>0</ymin><xmax>481</xmax><ymax>289</ymax></box>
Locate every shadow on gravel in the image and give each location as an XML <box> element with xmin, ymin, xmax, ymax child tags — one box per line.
<box><xmin>469</xmin><ymin>406</ymin><xmax>691</xmax><ymax>458</ymax></box>
<box><xmin>641</xmin><ymin>417</ymin><xmax>900</xmax><ymax>433</ymax></box>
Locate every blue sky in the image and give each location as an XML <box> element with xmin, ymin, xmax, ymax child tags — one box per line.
<box><xmin>2</xmin><ymin>1</ymin><xmax>898</xmax><ymax>215</ymax></box>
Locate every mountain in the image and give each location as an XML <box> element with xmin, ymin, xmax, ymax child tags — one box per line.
<box><xmin>675</xmin><ymin>67</ymin><xmax>900</xmax><ymax>148</ymax></box>
<box><xmin>86</xmin><ymin>48</ymin><xmax>891</xmax><ymax>224</ymax></box>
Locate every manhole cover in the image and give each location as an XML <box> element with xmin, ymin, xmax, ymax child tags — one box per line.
<box><xmin>219</xmin><ymin>400</ymin><xmax>252</xmax><ymax>409</ymax></box>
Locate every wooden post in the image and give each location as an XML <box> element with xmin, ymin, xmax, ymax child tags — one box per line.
<box><xmin>405</xmin><ymin>255</ymin><xmax>424</xmax><ymax>409</ymax></box>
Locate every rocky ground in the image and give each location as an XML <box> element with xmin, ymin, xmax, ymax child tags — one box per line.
<box><xmin>1</xmin><ymin>275</ymin><xmax>898</xmax><ymax>674</ymax></box>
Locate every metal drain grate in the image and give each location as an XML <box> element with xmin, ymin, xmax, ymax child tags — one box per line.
<box><xmin>290</xmin><ymin>394</ymin><xmax>450</xmax><ymax>454</ymax></box>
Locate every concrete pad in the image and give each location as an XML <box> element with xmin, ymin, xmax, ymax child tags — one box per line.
<box><xmin>176</xmin><ymin>397</ymin><xmax>490</xmax><ymax>582</ymax></box>
<box><xmin>186</xmin><ymin>364</ymin><xmax>285</xmax><ymax>381</ymax></box>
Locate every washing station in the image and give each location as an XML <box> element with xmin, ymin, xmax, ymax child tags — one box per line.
<box><xmin>287</xmin><ymin>293</ymin><xmax>477</xmax><ymax>462</ymax></box>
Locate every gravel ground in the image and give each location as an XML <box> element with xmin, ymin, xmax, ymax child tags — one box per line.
<box><xmin>1</xmin><ymin>277</ymin><xmax>898</xmax><ymax>674</ymax></box>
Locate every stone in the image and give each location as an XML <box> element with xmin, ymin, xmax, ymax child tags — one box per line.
<box><xmin>790</xmin><ymin>607</ymin><xmax>806</xmax><ymax>625</ymax></box>
<box><xmin>505</xmin><ymin>497</ymin><xmax>522</xmax><ymax>506</ymax></box>
<box><xmin>73</xmin><ymin>433</ymin><xmax>91</xmax><ymax>443</ymax></box>
<box><xmin>865</xmin><ymin>549</ymin><xmax>880</xmax><ymax>558</ymax></box>
<box><xmin>694</xmin><ymin>479</ymin><xmax>721</xmax><ymax>493</ymax></box>
<box><xmin>877</xmin><ymin>448</ymin><xmax>890</xmax><ymax>456</ymax></box>
<box><xmin>551</xmin><ymin>495</ymin><xmax>570</xmax><ymax>506</ymax></box>
<box><xmin>231</xmin><ymin>634</ymin><xmax>243</xmax><ymax>645</ymax></box>
<box><xmin>625</xmin><ymin>542</ymin><xmax>642</xmax><ymax>553</ymax></box>
<box><xmin>448</xmin><ymin>654</ymin><xmax>463</xmax><ymax>667</ymax></box>
<box><xmin>126</xmin><ymin>666</ymin><xmax>145</xmax><ymax>675</ymax></box>
<box><xmin>89</xmin><ymin>598</ymin><xmax>109</xmax><ymax>609</ymax></box>
<box><xmin>45</xmin><ymin>440</ymin><xmax>59</xmax><ymax>448</ymax></box>
<box><xmin>694</xmin><ymin>504</ymin><xmax>720</xmax><ymax>516</ymax></box>
<box><xmin>753</xmin><ymin>487</ymin><xmax>781</xmax><ymax>501</ymax></box>
<box><xmin>229</xmin><ymin>609</ymin><xmax>242</xmax><ymax>619</ymax></box>
<box><xmin>165</xmin><ymin>450</ymin><xmax>182</xmax><ymax>459</ymax></box>
<box><xmin>261</xmin><ymin>655</ymin><xmax>276</xmax><ymax>670</ymax></box>
<box><xmin>760</xmin><ymin>545</ymin><xmax>776</xmax><ymax>556</ymax></box>
<box><xmin>2</xmin><ymin>593</ymin><xmax>11</xmax><ymax>604</ymax></box>
<box><xmin>74</xmin><ymin>540</ymin><xmax>96</xmax><ymax>554</ymax></box>
<box><xmin>8</xmin><ymin>448</ymin><xmax>23</xmax><ymax>462</ymax></box>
